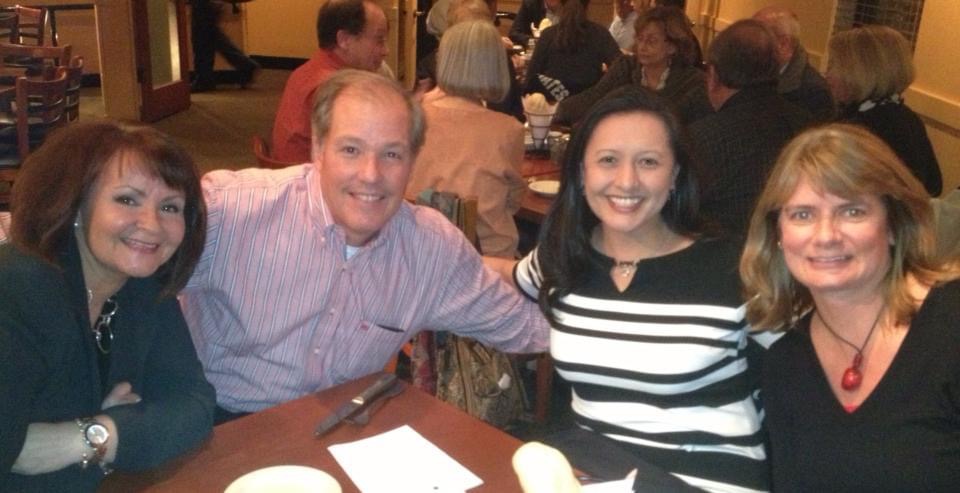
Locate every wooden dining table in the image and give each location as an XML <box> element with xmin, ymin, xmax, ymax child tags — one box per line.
<box><xmin>100</xmin><ymin>373</ymin><xmax>530</xmax><ymax>492</ymax></box>
<box><xmin>518</xmin><ymin>155</ymin><xmax>561</xmax><ymax>224</ymax></box>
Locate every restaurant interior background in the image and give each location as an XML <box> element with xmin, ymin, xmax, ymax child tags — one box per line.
<box><xmin>34</xmin><ymin>0</ymin><xmax>960</xmax><ymax>193</ymax></box>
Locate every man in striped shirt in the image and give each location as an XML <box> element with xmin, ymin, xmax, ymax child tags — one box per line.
<box><xmin>180</xmin><ymin>70</ymin><xmax>549</xmax><ymax>422</ymax></box>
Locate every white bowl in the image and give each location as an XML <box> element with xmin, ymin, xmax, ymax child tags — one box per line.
<box><xmin>224</xmin><ymin>465</ymin><xmax>341</xmax><ymax>493</ymax></box>
<box><xmin>529</xmin><ymin>179</ymin><xmax>560</xmax><ymax>197</ymax></box>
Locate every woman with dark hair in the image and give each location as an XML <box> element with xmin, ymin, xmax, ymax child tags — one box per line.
<box><xmin>0</xmin><ymin>121</ymin><xmax>215</xmax><ymax>491</ymax></box>
<box><xmin>741</xmin><ymin>124</ymin><xmax>960</xmax><ymax>491</ymax></box>
<box><xmin>487</xmin><ymin>89</ymin><xmax>771</xmax><ymax>492</ymax></box>
<box><xmin>523</xmin><ymin>0</ymin><xmax>621</xmax><ymax>102</ymax></box>
<box><xmin>555</xmin><ymin>6</ymin><xmax>710</xmax><ymax>126</ymax></box>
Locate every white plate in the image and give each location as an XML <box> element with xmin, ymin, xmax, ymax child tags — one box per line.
<box><xmin>529</xmin><ymin>179</ymin><xmax>560</xmax><ymax>197</ymax></box>
<box><xmin>225</xmin><ymin>465</ymin><xmax>341</xmax><ymax>493</ymax></box>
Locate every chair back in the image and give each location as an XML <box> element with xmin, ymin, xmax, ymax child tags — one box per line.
<box><xmin>6</xmin><ymin>6</ymin><xmax>46</xmax><ymax>46</ymax></box>
<box><xmin>64</xmin><ymin>55</ymin><xmax>83</xmax><ymax>121</ymax></box>
<box><xmin>0</xmin><ymin>12</ymin><xmax>16</xmax><ymax>43</ymax></box>
<box><xmin>415</xmin><ymin>189</ymin><xmax>479</xmax><ymax>252</ymax></box>
<box><xmin>0</xmin><ymin>42</ymin><xmax>71</xmax><ymax>73</ymax></box>
<box><xmin>15</xmin><ymin>66</ymin><xmax>68</xmax><ymax>159</ymax></box>
<box><xmin>252</xmin><ymin>134</ymin><xmax>297</xmax><ymax>169</ymax></box>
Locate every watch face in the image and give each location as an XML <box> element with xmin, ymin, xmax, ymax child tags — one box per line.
<box><xmin>86</xmin><ymin>423</ymin><xmax>110</xmax><ymax>446</ymax></box>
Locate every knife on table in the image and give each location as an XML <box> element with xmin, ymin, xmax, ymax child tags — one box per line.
<box><xmin>314</xmin><ymin>373</ymin><xmax>399</xmax><ymax>437</ymax></box>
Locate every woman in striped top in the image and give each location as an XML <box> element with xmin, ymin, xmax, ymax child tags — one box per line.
<box><xmin>489</xmin><ymin>88</ymin><xmax>773</xmax><ymax>492</ymax></box>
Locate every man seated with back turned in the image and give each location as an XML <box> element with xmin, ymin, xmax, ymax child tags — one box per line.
<box><xmin>181</xmin><ymin>70</ymin><xmax>550</xmax><ymax>423</ymax></box>
<box><xmin>690</xmin><ymin>19</ymin><xmax>811</xmax><ymax>240</ymax></box>
<box><xmin>271</xmin><ymin>0</ymin><xmax>389</xmax><ymax>163</ymax></box>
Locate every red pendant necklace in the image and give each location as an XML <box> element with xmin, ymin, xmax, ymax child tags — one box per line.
<box><xmin>814</xmin><ymin>307</ymin><xmax>884</xmax><ymax>391</ymax></box>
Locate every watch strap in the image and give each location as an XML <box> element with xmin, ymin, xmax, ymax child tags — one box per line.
<box><xmin>75</xmin><ymin>418</ymin><xmax>108</xmax><ymax>469</ymax></box>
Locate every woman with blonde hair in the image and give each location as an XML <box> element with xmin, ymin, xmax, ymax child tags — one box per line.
<box><xmin>741</xmin><ymin>123</ymin><xmax>960</xmax><ymax>491</ymax></box>
<box><xmin>407</xmin><ymin>20</ymin><xmax>526</xmax><ymax>258</ymax></box>
<box><xmin>826</xmin><ymin>25</ymin><xmax>942</xmax><ymax>196</ymax></box>
<box><xmin>555</xmin><ymin>6</ymin><xmax>710</xmax><ymax>126</ymax></box>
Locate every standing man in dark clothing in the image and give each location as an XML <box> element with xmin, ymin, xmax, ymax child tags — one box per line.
<box><xmin>690</xmin><ymin>19</ymin><xmax>811</xmax><ymax>239</ymax></box>
<box><xmin>191</xmin><ymin>0</ymin><xmax>260</xmax><ymax>92</ymax></box>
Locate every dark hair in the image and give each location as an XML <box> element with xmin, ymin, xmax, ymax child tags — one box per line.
<box><xmin>537</xmin><ymin>87</ymin><xmax>704</xmax><ymax>319</ymax></box>
<box><xmin>312</xmin><ymin>69</ymin><xmax>426</xmax><ymax>155</ymax></box>
<box><xmin>657</xmin><ymin>0</ymin><xmax>686</xmax><ymax>8</ymax></box>
<box><xmin>707</xmin><ymin>19</ymin><xmax>778</xmax><ymax>89</ymax></box>
<box><xmin>9</xmin><ymin>121</ymin><xmax>206</xmax><ymax>298</ymax></box>
<box><xmin>555</xmin><ymin>0</ymin><xmax>590</xmax><ymax>51</ymax></box>
<box><xmin>317</xmin><ymin>0</ymin><xmax>368</xmax><ymax>49</ymax></box>
<box><xmin>635</xmin><ymin>6</ymin><xmax>701</xmax><ymax>67</ymax></box>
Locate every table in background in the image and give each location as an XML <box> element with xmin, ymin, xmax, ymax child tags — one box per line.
<box><xmin>518</xmin><ymin>156</ymin><xmax>560</xmax><ymax>224</ymax></box>
<box><xmin>100</xmin><ymin>373</ymin><xmax>527</xmax><ymax>492</ymax></box>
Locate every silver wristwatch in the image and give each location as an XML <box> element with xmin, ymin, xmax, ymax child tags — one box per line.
<box><xmin>75</xmin><ymin>417</ymin><xmax>109</xmax><ymax>470</ymax></box>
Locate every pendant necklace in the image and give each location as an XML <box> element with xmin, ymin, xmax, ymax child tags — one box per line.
<box><xmin>87</xmin><ymin>289</ymin><xmax>118</xmax><ymax>355</ymax></box>
<box><xmin>814</xmin><ymin>306</ymin><xmax>884</xmax><ymax>391</ymax></box>
<box><xmin>92</xmin><ymin>298</ymin><xmax>118</xmax><ymax>354</ymax></box>
<box><xmin>613</xmin><ymin>260</ymin><xmax>639</xmax><ymax>278</ymax></box>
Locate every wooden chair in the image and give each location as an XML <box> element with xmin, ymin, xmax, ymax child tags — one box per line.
<box><xmin>0</xmin><ymin>42</ymin><xmax>71</xmax><ymax>83</ymax></box>
<box><xmin>251</xmin><ymin>134</ymin><xmax>296</xmax><ymax>169</ymax></box>
<box><xmin>2</xmin><ymin>6</ymin><xmax>47</xmax><ymax>46</ymax></box>
<box><xmin>0</xmin><ymin>12</ymin><xmax>17</xmax><ymax>44</ymax></box>
<box><xmin>64</xmin><ymin>55</ymin><xmax>83</xmax><ymax>121</ymax></box>
<box><xmin>0</xmin><ymin>67</ymin><xmax>69</xmax><ymax>199</ymax></box>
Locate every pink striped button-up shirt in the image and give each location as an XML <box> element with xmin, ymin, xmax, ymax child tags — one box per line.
<box><xmin>180</xmin><ymin>165</ymin><xmax>549</xmax><ymax>412</ymax></box>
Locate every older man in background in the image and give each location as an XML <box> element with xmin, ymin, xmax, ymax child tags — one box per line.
<box><xmin>183</xmin><ymin>70</ymin><xmax>549</xmax><ymax>423</ymax></box>
<box><xmin>271</xmin><ymin>0</ymin><xmax>389</xmax><ymax>163</ymax></box>
<box><xmin>753</xmin><ymin>6</ymin><xmax>834</xmax><ymax>121</ymax></box>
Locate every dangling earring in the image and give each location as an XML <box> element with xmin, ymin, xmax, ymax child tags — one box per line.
<box><xmin>74</xmin><ymin>214</ymin><xmax>81</xmax><ymax>229</ymax></box>
<box><xmin>776</xmin><ymin>240</ymin><xmax>783</xmax><ymax>249</ymax></box>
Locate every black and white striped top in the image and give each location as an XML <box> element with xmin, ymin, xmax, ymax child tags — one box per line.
<box><xmin>515</xmin><ymin>238</ymin><xmax>776</xmax><ymax>493</ymax></box>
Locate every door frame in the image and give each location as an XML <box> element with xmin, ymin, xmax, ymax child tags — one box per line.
<box><xmin>132</xmin><ymin>0</ymin><xmax>191</xmax><ymax>122</ymax></box>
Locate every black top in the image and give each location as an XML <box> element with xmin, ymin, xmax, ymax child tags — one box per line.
<box><xmin>554</xmin><ymin>55</ymin><xmax>712</xmax><ymax>126</ymax></box>
<box><xmin>777</xmin><ymin>45</ymin><xmax>834</xmax><ymax>123</ymax></box>
<box><xmin>508</xmin><ymin>0</ymin><xmax>547</xmax><ymax>46</ymax></box>
<box><xmin>523</xmin><ymin>22</ymin><xmax>621</xmax><ymax>102</ymax></box>
<box><xmin>0</xmin><ymin>239</ymin><xmax>215</xmax><ymax>492</ymax></box>
<box><xmin>763</xmin><ymin>279</ymin><xmax>960</xmax><ymax>492</ymax></box>
<box><xmin>690</xmin><ymin>85</ymin><xmax>812</xmax><ymax>240</ymax></box>
<box><xmin>841</xmin><ymin>99</ymin><xmax>943</xmax><ymax>196</ymax></box>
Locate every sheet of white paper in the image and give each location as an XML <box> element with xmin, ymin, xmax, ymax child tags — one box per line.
<box><xmin>328</xmin><ymin>425</ymin><xmax>483</xmax><ymax>493</ymax></box>
<box><xmin>581</xmin><ymin>477</ymin><xmax>635</xmax><ymax>492</ymax></box>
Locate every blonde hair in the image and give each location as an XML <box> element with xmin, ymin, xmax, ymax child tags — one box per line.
<box><xmin>827</xmin><ymin>25</ymin><xmax>914</xmax><ymax>104</ymax></box>
<box><xmin>740</xmin><ymin>124</ymin><xmax>953</xmax><ymax>331</ymax></box>
<box><xmin>436</xmin><ymin>20</ymin><xmax>510</xmax><ymax>103</ymax></box>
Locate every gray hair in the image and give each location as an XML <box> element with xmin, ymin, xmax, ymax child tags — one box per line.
<box><xmin>310</xmin><ymin>69</ymin><xmax>426</xmax><ymax>156</ymax></box>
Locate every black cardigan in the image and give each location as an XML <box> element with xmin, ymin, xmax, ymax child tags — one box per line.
<box><xmin>0</xmin><ymin>239</ymin><xmax>215</xmax><ymax>492</ymax></box>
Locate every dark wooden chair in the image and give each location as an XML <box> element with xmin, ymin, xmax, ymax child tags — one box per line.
<box><xmin>252</xmin><ymin>134</ymin><xmax>296</xmax><ymax>169</ymax></box>
<box><xmin>0</xmin><ymin>12</ymin><xmax>17</xmax><ymax>44</ymax></box>
<box><xmin>1</xmin><ymin>6</ymin><xmax>47</xmax><ymax>46</ymax></box>
<box><xmin>0</xmin><ymin>42</ymin><xmax>71</xmax><ymax>87</ymax></box>
<box><xmin>64</xmin><ymin>55</ymin><xmax>83</xmax><ymax>121</ymax></box>
<box><xmin>0</xmin><ymin>67</ymin><xmax>69</xmax><ymax>203</ymax></box>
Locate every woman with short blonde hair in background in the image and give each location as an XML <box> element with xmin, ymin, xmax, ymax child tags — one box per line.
<box><xmin>741</xmin><ymin>123</ymin><xmax>960</xmax><ymax>491</ymax></box>
<box><xmin>407</xmin><ymin>20</ymin><xmax>526</xmax><ymax>258</ymax></box>
<box><xmin>826</xmin><ymin>25</ymin><xmax>942</xmax><ymax>196</ymax></box>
